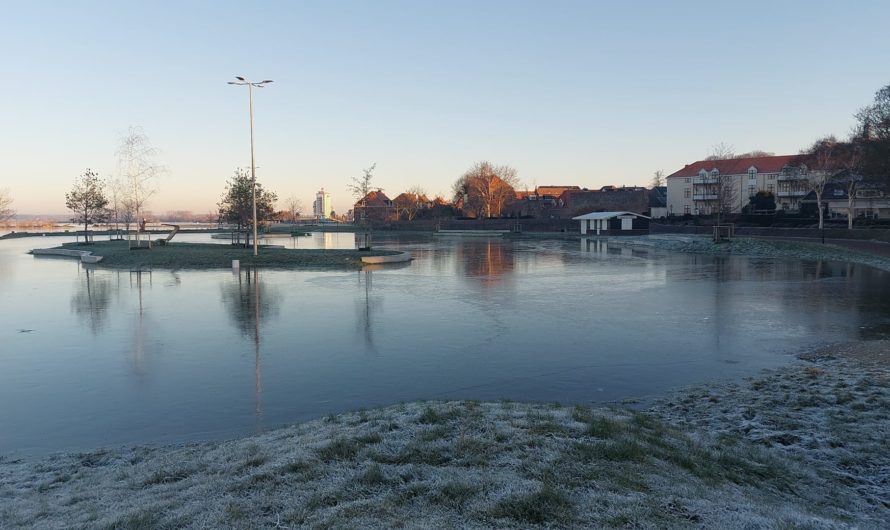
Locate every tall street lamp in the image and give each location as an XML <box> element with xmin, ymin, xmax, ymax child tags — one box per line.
<box><xmin>228</xmin><ymin>76</ymin><xmax>273</xmax><ymax>256</ymax></box>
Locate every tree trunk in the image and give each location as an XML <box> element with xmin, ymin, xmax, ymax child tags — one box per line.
<box><xmin>816</xmin><ymin>192</ymin><xmax>824</xmax><ymax>229</ymax></box>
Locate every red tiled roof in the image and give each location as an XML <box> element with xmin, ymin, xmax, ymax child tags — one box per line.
<box><xmin>666</xmin><ymin>154</ymin><xmax>805</xmax><ymax>179</ymax></box>
<box><xmin>356</xmin><ymin>190</ymin><xmax>392</xmax><ymax>207</ymax></box>
<box><xmin>536</xmin><ymin>186</ymin><xmax>581</xmax><ymax>197</ymax></box>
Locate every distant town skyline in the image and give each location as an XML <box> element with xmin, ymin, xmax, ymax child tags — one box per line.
<box><xmin>3</xmin><ymin>1</ymin><xmax>889</xmax><ymax>216</ymax></box>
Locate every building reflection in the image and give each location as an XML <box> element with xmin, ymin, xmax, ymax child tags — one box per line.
<box><xmin>579</xmin><ymin>238</ymin><xmax>654</xmax><ymax>260</ymax></box>
<box><xmin>657</xmin><ymin>253</ymin><xmax>890</xmax><ymax>351</ymax></box>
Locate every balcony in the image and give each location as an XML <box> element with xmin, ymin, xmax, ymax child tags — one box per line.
<box><xmin>777</xmin><ymin>190</ymin><xmax>807</xmax><ymax>198</ymax></box>
<box><xmin>693</xmin><ymin>194</ymin><xmax>718</xmax><ymax>201</ymax></box>
<box><xmin>693</xmin><ymin>176</ymin><xmax>718</xmax><ymax>184</ymax></box>
<box><xmin>778</xmin><ymin>173</ymin><xmax>807</xmax><ymax>181</ymax></box>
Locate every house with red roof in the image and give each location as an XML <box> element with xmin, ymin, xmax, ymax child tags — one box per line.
<box><xmin>353</xmin><ymin>190</ymin><xmax>398</xmax><ymax>222</ymax></box>
<box><xmin>665</xmin><ymin>154</ymin><xmax>809</xmax><ymax>216</ymax></box>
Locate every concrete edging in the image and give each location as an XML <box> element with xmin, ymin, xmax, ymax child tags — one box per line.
<box><xmin>30</xmin><ymin>248</ymin><xmax>104</xmax><ymax>263</ymax></box>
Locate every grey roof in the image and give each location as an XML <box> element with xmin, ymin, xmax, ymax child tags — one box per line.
<box><xmin>572</xmin><ymin>211</ymin><xmax>650</xmax><ymax>220</ymax></box>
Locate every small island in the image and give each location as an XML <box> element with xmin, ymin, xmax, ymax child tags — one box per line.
<box><xmin>32</xmin><ymin>240</ymin><xmax>402</xmax><ymax>270</ymax></box>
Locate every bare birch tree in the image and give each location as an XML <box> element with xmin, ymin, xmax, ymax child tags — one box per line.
<box><xmin>349</xmin><ymin>163</ymin><xmax>376</xmax><ymax>225</ymax></box>
<box><xmin>803</xmin><ymin>136</ymin><xmax>841</xmax><ymax>230</ymax></box>
<box><xmin>117</xmin><ymin>127</ymin><xmax>164</xmax><ymax>246</ymax></box>
<box><xmin>841</xmin><ymin>143</ymin><xmax>864</xmax><ymax>229</ymax></box>
<box><xmin>0</xmin><ymin>188</ymin><xmax>13</xmax><ymax>223</ymax></box>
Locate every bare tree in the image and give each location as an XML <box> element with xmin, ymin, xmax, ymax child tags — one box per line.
<box><xmin>734</xmin><ymin>150</ymin><xmax>775</xmax><ymax>159</ymax></box>
<box><xmin>105</xmin><ymin>177</ymin><xmax>128</xmax><ymax>237</ymax></box>
<box><xmin>840</xmin><ymin>143</ymin><xmax>865</xmax><ymax>229</ymax></box>
<box><xmin>702</xmin><ymin>145</ymin><xmax>740</xmax><ymax>231</ymax></box>
<box><xmin>284</xmin><ymin>196</ymin><xmax>303</xmax><ymax>223</ymax></box>
<box><xmin>854</xmin><ymin>84</ymin><xmax>890</xmax><ymax>185</ymax></box>
<box><xmin>66</xmin><ymin>169</ymin><xmax>109</xmax><ymax>240</ymax></box>
<box><xmin>0</xmin><ymin>188</ymin><xmax>14</xmax><ymax>223</ymax></box>
<box><xmin>452</xmin><ymin>161</ymin><xmax>518</xmax><ymax>218</ymax></box>
<box><xmin>802</xmin><ymin>136</ymin><xmax>841</xmax><ymax>230</ymax></box>
<box><xmin>394</xmin><ymin>186</ymin><xmax>428</xmax><ymax>220</ymax></box>
<box><xmin>705</xmin><ymin>142</ymin><xmax>735</xmax><ymax>161</ymax></box>
<box><xmin>349</xmin><ymin>163</ymin><xmax>376</xmax><ymax>203</ymax></box>
<box><xmin>650</xmin><ymin>170</ymin><xmax>665</xmax><ymax>188</ymax></box>
<box><xmin>348</xmin><ymin>163</ymin><xmax>376</xmax><ymax>225</ymax></box>
<box><xmin>117</xmin><ymin>127</ymin><xmax>164</xmax><ymax>246</ymax></box>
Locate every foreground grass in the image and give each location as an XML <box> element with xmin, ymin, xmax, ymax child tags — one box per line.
<box><xmin>40</xmin><ymin>241</ymin><xmax>399</xmax><ymax>270</ymax></box>
<box><xmin>1</xmin><ymin>342</ymin><xmax>888</xmax><ymax>529</ymax></box>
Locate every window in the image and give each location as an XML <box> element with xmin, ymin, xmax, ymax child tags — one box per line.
<box><xmin>768</xmin><ymin>174</ymin><xmax>776</xmax><ymax>180</ymax></box>
<box><xmin>767</xmin><ymin>184</ymin><xmax>775</xmax><ymax>193</ymax></box>
<box><xmin>710</xmin><ymin>169</ymin><xmax>719</xmax><ymax>177</ymax></box>
<box><xmin>698</xmin><ymin>170</ymin><xmax>707</xmax><ymax>178</ymax></box>
<box><xmin>684</xmin><ymin>188</ymin><xmax>691</xmax><ymax>198</ymax></box>
<box><xmin>748</xmin><ymin>185</ymin><xmax>755</xmax><ymax>196</ymax></box>
<box><xmin>748</xmin><ymin>167</ymin><xmax>757</xmax><ymax>180</ymax></box>
<box><xmin>684</xmin><ymin>205</ymin><xmax>691</xmax><ymax>215</ymax></box>
<box><xmin>684</xmin><ymin>177</ymin><xmax>691</xmax><ymax>183</ymax></box>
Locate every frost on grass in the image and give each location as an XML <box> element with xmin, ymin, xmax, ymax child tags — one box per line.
<box><xmin>1</xmin><ymin>342</ymin><xmax>889</xmax><ymax>529</ymax></box>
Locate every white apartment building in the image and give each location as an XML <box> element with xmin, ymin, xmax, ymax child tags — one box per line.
<box><xmin>666</xmin><ymin>154</ymin><xmax>809</xmax><ymax>216</ymax></box>
<box><xmin>313</xmin><ymin>189</ymin><xmax>332</xmax><ymax>220</ymax></box>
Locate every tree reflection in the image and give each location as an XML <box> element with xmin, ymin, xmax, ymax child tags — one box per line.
<box><xmin>70</xmin><ymin>265</ymin><xmax>112</xmax><ymax>334</ymax></box>
<box><xmin>129</xmin><ymin>269</ymin><xmax>153</xmax><ymax>377</ymax></box>
<box><xmin>458</xmin><ymin>239</ymin><xmax>514</xmax><ymax>282</ymax></box>
<box><xmin>221</xmin><ymin>268</ymin><xmax>282</xmax><ymax>338</ymax></box>
<box><xmin>220</xmin><ymin>268</ymin><xmax>282</xmax><ymax>433</ymax></box>
<box><xmin>355</xmin><ymin>269</ymin><xmax>382</xmax><ymax>355</ymax></box>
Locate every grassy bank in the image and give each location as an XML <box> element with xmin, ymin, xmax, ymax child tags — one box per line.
<box><xmin>36</xmin><ymin>241</ymin><xmax>399</xmax><ymax>270</ymax></box>
<box><xmin>1</xmin><ymin>341</ymin><xmax>887</xmax><ymax>529</ymax></box>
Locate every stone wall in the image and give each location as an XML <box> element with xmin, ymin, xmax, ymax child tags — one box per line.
<box><xmin>650</xmin><ymin>223</ymin><xmax>890</xmax><ymax>242</ymax></box>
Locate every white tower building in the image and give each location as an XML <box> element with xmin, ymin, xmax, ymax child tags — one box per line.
<box><xmin>313</xmin><ymin>189</ymin><xmax>332</xmax><ymax>220</ymax></box>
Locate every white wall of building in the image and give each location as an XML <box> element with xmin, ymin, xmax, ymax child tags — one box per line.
<box><xmin>666</xmin><ymin>169</ymin><xmax>808</xmax><ymax>216</ymax></box>
<box><xmin>313</xmin><ymin>189</ymin><xmax>332</xmax><ymax>219</ymax></box>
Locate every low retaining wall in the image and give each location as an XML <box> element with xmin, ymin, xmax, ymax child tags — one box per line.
<box><xmin>30</xmin><ymin>248</ymin><xmax>103</xmax><ymax>263</ymax></box>
<box><xmin>650</xmin><ymin>223</ymin><xmax>890</xmax><ymax>242</ymax></box>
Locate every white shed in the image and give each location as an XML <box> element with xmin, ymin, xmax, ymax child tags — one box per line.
<box><xmin>572</xmin><ymin>211</ymin><xmax>650</xmax><ymax>235</ymax></box>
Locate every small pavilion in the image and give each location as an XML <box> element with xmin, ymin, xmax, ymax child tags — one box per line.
<box><xmin>572</xmin><ymin>211</ymin><xmax>650</xmax><ymax>235</ymax></box>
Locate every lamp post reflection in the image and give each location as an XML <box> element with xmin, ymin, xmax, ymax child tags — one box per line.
<box><xmin>221</xmin><ymin>268</ymin><xmax>281</xmax><ymax>432</ymax></box>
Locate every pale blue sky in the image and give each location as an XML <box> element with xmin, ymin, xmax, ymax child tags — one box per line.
<box><xmin>2</xmin><ymin>0</ymin><xmax>888</xmax><ymax>215</ymax></box>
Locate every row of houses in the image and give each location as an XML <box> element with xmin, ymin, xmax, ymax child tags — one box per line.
<box><xmin>351</xmin><ymin>185</ymin><xmax>661</xmax><ymax>222</ymax></box>
<box><xmin>664</xmin><ymin>154</ymin><xmax>890</xmax><ymax>220</ymax></box>
<box><xmin>341</xmin><ymin>153</ymin><xmax>888</xmax><ymax>224</ymax></box>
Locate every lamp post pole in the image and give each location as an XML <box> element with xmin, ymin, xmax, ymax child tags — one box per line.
<box><xmin>229</xmin><ymin>76</ymin><xmax>273</xmax><ymax>256</ymax></box>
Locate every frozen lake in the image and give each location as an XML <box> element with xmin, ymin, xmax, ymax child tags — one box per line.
<box><xmin>2</xmin><ymin>232</ymin><xmax>889</xmax><ymax>456</ymax></box>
